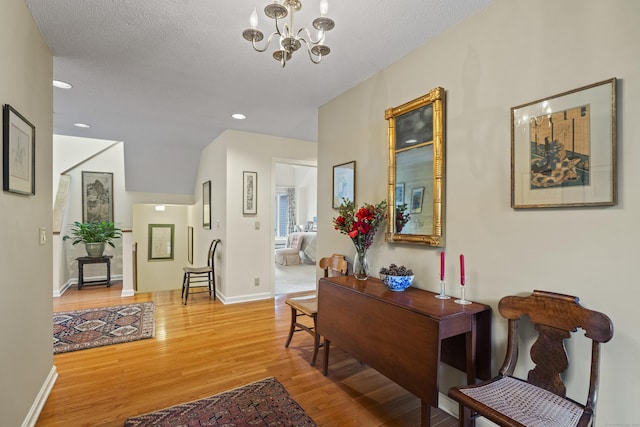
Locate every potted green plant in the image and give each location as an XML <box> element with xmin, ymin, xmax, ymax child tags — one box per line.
<box><xmin>63</xmin><ymin>220</ymin><xmax>122</xmax><ymax>257</ymax></box>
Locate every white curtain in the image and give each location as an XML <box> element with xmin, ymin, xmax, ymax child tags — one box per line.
<box><xmin>287</xmin><ymin>188</ymin><xmax>296</xmax><ymax>234</ymax></box>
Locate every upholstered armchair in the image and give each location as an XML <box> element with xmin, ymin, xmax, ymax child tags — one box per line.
<box><xmin>274</xmin><ymin>233</ymin><xmax>304</xmax><ymax>265</ymax></box>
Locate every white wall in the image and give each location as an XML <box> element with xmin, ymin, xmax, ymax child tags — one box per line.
<box><xmin>317</xmin><ymin>0</ymin><xmax>639</xmax><ymax>423</ymax></box>
<box><xmin>195</xmin><ymin>130</ymin><xmax>316</xmax><ymax>303</ymax></box>
<box><xmin>0</xmin><ymin>0</ymin><xmax>54</xmax><ymax>425</ymax></box>
<box><xmin>53</xmin><ymin>135</ymin><xmax>195</xmax><ymax>294</ymax></box>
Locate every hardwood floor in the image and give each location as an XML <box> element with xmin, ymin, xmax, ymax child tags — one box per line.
<box><xmin>38</xmin><ymin>283</ymin><xmax>458</xmax><ymax>426</ymax></box>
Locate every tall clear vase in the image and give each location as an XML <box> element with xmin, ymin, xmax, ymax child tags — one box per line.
<box><xmin>353</xmin><ymin>246</ymin><xmax>369</xmax><ymax>280</ymax></box>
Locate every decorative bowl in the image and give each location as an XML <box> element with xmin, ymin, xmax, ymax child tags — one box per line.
<box><xmin>381</xmin><ymin>274</ymin><xmax>414</xmax><ymax>292</ymax></box>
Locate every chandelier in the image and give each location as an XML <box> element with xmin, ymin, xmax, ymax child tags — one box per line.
<box><xmin>242</xmin><ymin>0</ymin><xmax>335</xmax><ymax>67</ymax></box>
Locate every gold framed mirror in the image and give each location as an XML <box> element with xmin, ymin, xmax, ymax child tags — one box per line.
<box><xmin>385</xmin><ymin>87</ymin><xmax>445</xmax><ymax>246</ymax></box>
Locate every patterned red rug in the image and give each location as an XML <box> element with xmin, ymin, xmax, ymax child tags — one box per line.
<box><xmin>53</xmin><ymin>302</ymin><xmax>155</xmax><ymax>354</ymax></box>
<box><xmin>123</xmin><ymin>377</ymin><xmax>316</xmax><ymax>426</ymax></box>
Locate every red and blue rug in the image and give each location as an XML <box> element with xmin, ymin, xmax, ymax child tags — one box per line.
<box><xmin>123</xmin><ymin>377</ymin><xmax>316</xmax><ymax>426</ymax></box>
<box><xmin>53</xmin><ymin>302</ymin><xmax>155</xmax><ymax>354</ymax></box>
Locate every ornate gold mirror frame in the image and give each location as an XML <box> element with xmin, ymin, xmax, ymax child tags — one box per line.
<box><xmin>385</xmin><ymin>87</ymin><xmax>445</xmax><ymax>246</ymax></box>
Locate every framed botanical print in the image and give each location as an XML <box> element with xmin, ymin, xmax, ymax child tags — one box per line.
<box><xmin>243</xmin><ymin>171</ymin><xmax>257</xmax><ymax>215</ymax></box>
<box><xmin>3</xmin><ymin>104</ymin><xmax>35</xmax><ymax>195</ymax></box>
<box><xmin>332</xmin><ymin>160</ymin><xmax>356</xmax><ymax>208</ymax></box>
<box><xmin>148</xmin><ymin>224</ymin><xmax>174</xmax><ymax>260</ymax></box>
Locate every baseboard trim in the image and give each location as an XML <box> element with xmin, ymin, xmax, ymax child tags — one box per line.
<box><xmin>216</xmin><ymin>291</ymin><xmax>272</xmax><ymax>305</ymax></box>
<box><xmin>54</xmin><ymin>275</ymin><xmax>124</xmax><ymax>298</ymax></box>
<box><xmin>22</xmin><ymin>365</ymin><xmax>58</xmax><ymax>427</ymax></box>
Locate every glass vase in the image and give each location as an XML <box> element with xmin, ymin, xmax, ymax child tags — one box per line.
<box><xmin>353</xmin><ymin>246</ymin><xmax>369</xmax><ymax>280</ymax></box>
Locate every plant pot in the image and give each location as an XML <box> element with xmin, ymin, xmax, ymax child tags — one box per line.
<box><xmin>85</xmin><ymin>242</ymin><xmax>105</xmax><ymax>257</ymax></box>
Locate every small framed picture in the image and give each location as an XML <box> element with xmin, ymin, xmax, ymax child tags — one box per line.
<box><xmin>511</xmin><ymin>78</ymin><xmax>617</xmax><ymax>208</ymax></box>
<box><xmin>395</xmin><ymin>182</ymin><xmax>405</xmax><ymax>206</ymax></box>
<box><xmin>410</xmin><ymin>187</ymin><xmax>425</xmax><ymax>214</ymax></box>
<box><xmin>3</xmin><ymin>104</ymin><xmax>35</xmax><ymax>195</ymax></box>
<box><xmin>148</xmin><ymin>224</ymin><xmax>174</xmax><ymax>261</ymax></box>
<box><xmin>332</xmin><ymin>160</ymin><xmax>356</xmax><ymax>208</ymax></box>
<box><xmin>203</xmin><ymin>180</ymin><xmax>211</xmax><ymax>229</ymax></box>
<box><xmin>187</xmin><ymin>226</ymin><xmax>194</xmax><ymax>264</ymax></box>
<box><xmin>243</xmin><ymin>171</ymin><xmax>257</xmax><ymax>215</ymax></box>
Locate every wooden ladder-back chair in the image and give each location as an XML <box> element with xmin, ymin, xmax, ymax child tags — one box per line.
<box><xmin>448</xmin><ymin>290</ymin><xmax>614</xmax><ymax>427</ymax></box>
<box><xmin>284</xmin><ymin>254</ymin><xmax>347</xmax><ymax>366</ymax></box>
<box><xmin>182</xmin><ymin>239</ymin><xmax>221</xmax><ymax>305</ymax></box>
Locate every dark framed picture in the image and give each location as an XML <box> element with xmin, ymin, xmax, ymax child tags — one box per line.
<box><xmin>332</xmin><ymin>160</ymin><xmax>356</xmax><ymax>208</ymax></box>
<box><xmin>3</xmin><ymin>104</ymin><xmax>35</xmax><ymax>195</ymax></box>
<box><xmin>187</xmin><ymin>226</ymin><xmax>194</xmax><ymax>264</ymax></box>
<box><xmin>511</xmin><ymin>78</ymin><xmax>617</xmax><ymax>208</ymax></box>
<box><xmin>243</xmin><ymin>171</ymin><xmax>257</xmax><ymax>215</ymax></box>
<box><xmin>82</xmin><ymin>171</ymin><xmax>113</xmax><ymax>222</ymax></box>
<box><xmin>148</xmin><ymin>224</ymin><xmax>174</xmax><ymax>261</ymax></box>
<box><xmin>410</xmin><ymin>187</ymin><xmax>424</xmax><ymax>214</ymax></box>
<box><xmin>203</xmin><ymin>180</ymin><xmax>211</xmax><ymax>229</ymax></box>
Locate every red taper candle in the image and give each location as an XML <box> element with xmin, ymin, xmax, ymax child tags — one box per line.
<box><xmin>440</xmin><ymin>251</ymin><xmax>445</xmax><ymax>281</ymax></box>
<box><xmin>460</xmin><ymin>254</ymin><xmax>465</xmax><ymax>286</ymax></box>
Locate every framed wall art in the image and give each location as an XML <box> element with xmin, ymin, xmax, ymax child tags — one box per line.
<box><xmin>3</xmin><ymin>104</ymin><xmax>35</xmax><ymax>195</ymax></box>
<box><xmin>511</xmin><ymin>78</ymin><xmax>617</xmax><ymax>208</ymax></box>
<box><xmin>148</xmin><ymin>223</ymin><xmax>174</xmax><ymax>260</ymax></box>
<box><xmin>203</xmin><ymin>180</ymin><xmax>211</xmax><ymax>229</ymax></box>
<box><xmin>243</xmin><ymin>171</ymin><xmax>257</xmax><ymax>215</ymax></box>
<box><xmin>187</xmin><ymin>226</ymin><xmax>194</xmax><ymax>264</ymax></box>
<box><xmin>332</xmin><ymin>160</ymin><xmax>356</xmax><ymax>208</ymax></box>
<box><xmin>410</xmin><ymin>187</ymin><xmax>424</xmax><ymax>214</ymax></box>
<box><xmin>82</xmin><ymin>171</ymin><xmax>113</xmax><ymax>222</ymax></box>
<box><xmin>395</xmin><ymin>182</ymin><xmax>405</xmax><ymax>206</ymax></box>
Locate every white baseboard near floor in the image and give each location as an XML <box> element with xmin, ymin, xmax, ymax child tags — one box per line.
<box><xmin>215</xmin><ymin>291</ymin><xmax>272</xmax><ymax>305</ymax></box>
<box><xmin>53</xmin><ymin>275</ymin><xmax>124</xmax><ymax>298</ymax></box>
<box><xmin>22</xmin><ymin>366</ymin><xmax>57</xmax><ymax>427</ymax></box>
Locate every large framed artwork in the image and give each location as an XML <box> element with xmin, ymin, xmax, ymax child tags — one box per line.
<box><xmin>82</xmin><ymin>171</ymin><xmax>114</xmax><ymax>222</ymax></box>
<box><xmin>243</xmin><ymin>171</ymin><xmax>257</xmax><ymax>215</ymax></box>
<box><xmin>203</xmin><ymin>180</ymin><xmax>211</xmax><ymax>229</ymax></box>
<box><xmin>3</xmin><ymin>104</ymin><xmax>35</xmax><ymax>195</ymax></box>
<box><xmin>511</xmin><ymin>78</ymin><xmax>617</xmax><ymax>208</ymax></box>
<box><xmin>148</xmin><ymin>223</ymin><xmax>174</xmax><ymax>260</ymax></box>
<box><xmin>332</xmin><ymin>160</ymin><xmax>356</xmax><ymax>208</ymax></box>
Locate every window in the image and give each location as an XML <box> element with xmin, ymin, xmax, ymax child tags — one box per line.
<box><xmin>274</xmin><ymin>190</ymin><xmax>289</xmax><ymax>239</ymax></box>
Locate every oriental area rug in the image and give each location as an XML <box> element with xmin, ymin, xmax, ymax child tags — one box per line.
<box><xmin>123</xmin><ymin>377</ymin><xmax>317</xmax><ymax>427</ymax></box>
<box><xmin>53</xmin><ymin>302</ymin><xmax>155</xmax><ymax>354</ymax></box>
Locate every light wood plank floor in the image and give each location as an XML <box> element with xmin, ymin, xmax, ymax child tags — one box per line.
<box><xmin>38</xmin><ymin>283</ymin><xmax>458</xmax><ymax>426</ymax></box>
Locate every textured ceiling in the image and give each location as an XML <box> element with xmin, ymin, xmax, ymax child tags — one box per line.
<box><xmin>25</xmin><ymin>0</ymin><xmax>493</xmax><ymax>194</ymax></box>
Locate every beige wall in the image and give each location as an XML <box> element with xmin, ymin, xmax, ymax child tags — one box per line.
<box><xmin>0</xmin><ymin>0</ymin><xmax>54</xmax><ymax>425</ymax></box>
<box><xmin>318</xmin><ymin>0</ymin><xmax>639</xmax><ymax>423</ymax></box>
<box><xmin>195</xmin><ymin>130</ymin><xmax>317</xmax><ymax>303</ymax></box>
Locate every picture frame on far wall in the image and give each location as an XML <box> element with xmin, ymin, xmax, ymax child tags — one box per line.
<box><xmin>243</xmin><ymin>171</ymin><xmax>257</xmax><ymax>215</ymax></box>
<box><xmin>410</xmin><ymin>187</ymin><xmax>424</xmax><ymax>214</ymax></box>
<box><xmin>148</xmin><ymin>223</ymin><xmax>174</xmax><ymax>261</ymax></box>
<box><xmin>82</xmin><ymin>171</ymin><xmax>113</xmax><ymax>222</ymax></box>
<box><xmin>395</xmin><ymin>182</ymin><xmax>405</xmax><ymax>206</ymax></box>
<box><xmin>203</xmin><ymin>180</ymin><xmax>211</xmax><ymax>229</ymax></box>
<box><xmin>332</xmin><ymin>160</ymin><xmax>356</xmax><ymax>208</ymax></box>
<box><xmin>187</xmin><ymin>226</ymin><xmax>193</xmax><ymax>264</ymax></box>
<box><xmin>3</xmin><ymin>104</ymin><xmax>35</xmax><ymax>195</ymax></box>
<box><xmin>511</xmin><ymin>78</ymin><xmax>617</xmax><ymax>208</ymax></box>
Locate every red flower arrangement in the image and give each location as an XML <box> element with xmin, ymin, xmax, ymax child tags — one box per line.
<box><xmin>332</xmin><ymin>199</ymin><xmax>388</xmax><ymax>253</ymax></box>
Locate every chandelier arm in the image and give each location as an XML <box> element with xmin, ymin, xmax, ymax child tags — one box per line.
<box><xmin>297</xmin><ymin>27</ymin><xmax>323</xmax><ymax>45</ymax></box>
<box><xmin>299</xmin><ymin>38</ymin><xmax>322</xmax><ymax>64</ymax></box>
<box><xmin>251</xmin><ymin>31</ymin><xmax>281</xmax><ymax>53</ymax></box>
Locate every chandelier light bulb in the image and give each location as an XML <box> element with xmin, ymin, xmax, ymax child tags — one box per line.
<box><xmin>320</xmin><ymin>0</ymin><xmax>328</xmax><ymax>15</ymax></box>
<box><xmin>250</xmin><ymin>7</ymin><xmax>259</xmax><ymax>28</ymax></box>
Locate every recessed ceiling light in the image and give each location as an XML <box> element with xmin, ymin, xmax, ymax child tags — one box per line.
<box><xmin>73</xmin><ymin>123</ymin><xmax>90</xmax><ymax>128</ymax></box>
<box><xmin>53</xmin><ymin>80</ymin><xmax>72</xmax><ymax>89</ymax></box>
<box><xmin>231</xmin><ymin>113</ymin><xmax>246</xmax><ymax>120</ymax></box>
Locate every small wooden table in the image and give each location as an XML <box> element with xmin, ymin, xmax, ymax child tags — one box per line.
<box><xmin>77</xmin><ymin>256</ymin><xmax>112</xmax><ymax>289</ymax></box>
<box><xmin>317</xmin><ymin>276</ymin><xmax>492</xmax><ymax>427</ymax></box>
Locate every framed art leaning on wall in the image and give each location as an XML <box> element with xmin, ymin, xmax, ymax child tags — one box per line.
<box><xmin>511</xmin><ymin>78</ymin><xmax>617</xmax><ymax>208</ymax></box>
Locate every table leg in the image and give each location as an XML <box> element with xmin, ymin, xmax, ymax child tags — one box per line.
<box><xmin>78</xmin><ymin>262</ymin><xmax>84</xmax><ymax>290</ymax></box>
<box><xmin>323</xmin><ymin>339</ymin><xmax>331</xmax><ymax>376</ymax></box>
<box><xmin>465</xmin><ymin>316</ymin><xmax>478</xmax><ymax>384</ymax></box>
<box><xmin>106</xmin><ymin>258</ymin><xmax>111</xmax><ymax>287</ymax></box>
<box><xmin>420</xmin><ymin>401</ymin><xmax>431</xmax><ymax>427</ymax></box>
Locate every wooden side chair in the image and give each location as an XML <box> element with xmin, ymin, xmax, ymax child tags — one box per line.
<box><xmin>448</xmin><ymin>290</ymin><xmax>614</xmax><ymax>427</ymax></box>
<box><xmin>182</xmin><ymin>239</ymin><xmax>220</xmax><ymax>305</ymax></box>
<box><xmin>284</xmin><ymin>254</ymin><xmax>347</xmax><ymax>366</ymax></box>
